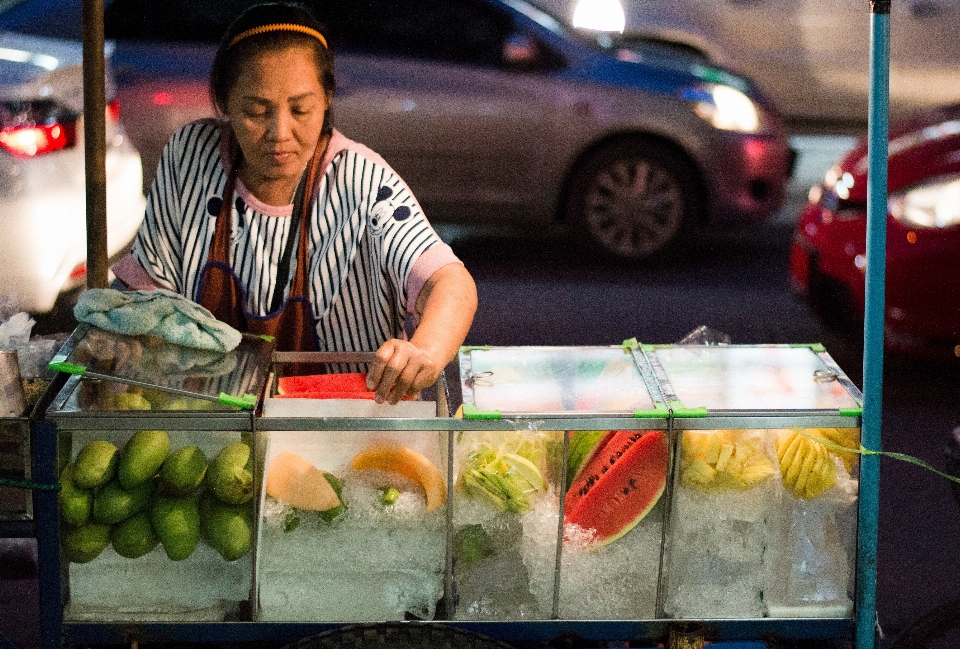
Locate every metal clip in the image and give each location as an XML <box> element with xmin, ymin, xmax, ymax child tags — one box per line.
<box><xmin>813</xmin><ymin>369</ymin><xmax>838</xmax><ymax>383</ymax></box>
<box><xmin>468</xmin><ymin>370</ymin><xmax>494</xmax><ymax>387</ymax></box>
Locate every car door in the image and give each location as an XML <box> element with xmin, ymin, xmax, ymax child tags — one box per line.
<box><xmin>309</xmin><ymin>0</ymin><xmax>564</xmax><ymax>224</ymax></box>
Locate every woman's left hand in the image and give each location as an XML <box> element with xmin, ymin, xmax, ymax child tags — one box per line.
<box><xmin>366</xmin><ymin>338</ymin><xmax>444</xmax><ymax>404</ymax></box>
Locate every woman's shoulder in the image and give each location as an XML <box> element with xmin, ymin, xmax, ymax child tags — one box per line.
<box><xmin>165</xmin><ymin>118</ymin><xmax>224</xmax><ymax>156</ymax></box>
<box><xmin>326</xmin><ymin>129</ymin><xmax>397</xmax><ymax>176</ymax></box>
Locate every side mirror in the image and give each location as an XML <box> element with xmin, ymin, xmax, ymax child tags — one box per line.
<box><xmin>503</xmin><ymin>32</ymin><xmax>540</xmax><ymax>69</ymax></box>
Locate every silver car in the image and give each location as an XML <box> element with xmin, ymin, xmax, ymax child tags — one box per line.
<box><xmin>2</xmin><ymin>0</ymin><xmax>793</xmax><ymax>260</ymax></box>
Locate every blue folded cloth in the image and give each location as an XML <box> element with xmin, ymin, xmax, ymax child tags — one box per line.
<box><xmin>73</xmin><ymin>288</ymin><xmax>243</xmax><ymax>352</ymax></box>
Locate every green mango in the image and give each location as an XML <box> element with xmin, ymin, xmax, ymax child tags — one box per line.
<box><xmin>111</xmin><ymin>392</ymin><xmax>152</xmax><ymax>411</ymax></box>
<box><xmin>199</xmin><ymin>493</ymin><xmax>252</xmax><ymax>561</ymax></box>
<box><xmin>62</xmin><ymin>522</ymin><xmax>111</xmax><ymax>564</ymax></box>
<box><xmin>73</xmin><ymin>440</ymin><xmax>119</xmax><ymax>489</ymax></box>
<box><xmin>92</xmin><ymin>479</ymin><xmax>154</xmax><ymax>524</ymax></box>
<box><xmin>207</xmin><ymin>442</ymin><xmax>253</xmax><ymax>505</ymax></box>
<box><xmin>159</xmin><ymin>445</ymin><xmax>208</xmax><ymax>496</ymax></box>
<box><xmin>58</xmin><ymin>463</ymin><xmax>93</xmax><ymax>527</ymax></box>
<box><xmin>111</xmin><ymin>512</ymin><xmax>158</xmax><ymax>559</ymax></box>
<box><xmin>151</xmin><ymin>496</ymin><xmax>200</xmax><ymax>561</ymax></box>
<box><xmin>118</xmin><ymin>430</ymin><xmax>170</xmax><ymax>489</ymax></box>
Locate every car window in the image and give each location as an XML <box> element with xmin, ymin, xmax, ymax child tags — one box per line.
<box><xmin>104</xmin><ymin>0</ymin><xmax>562</xmax><ymax>71</ymax></box>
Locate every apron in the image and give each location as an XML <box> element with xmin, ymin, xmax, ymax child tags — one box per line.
<box><xmin>196</xmin><ymin>133</ymin><xmax>327</xmax><ymax>352</ymax></box>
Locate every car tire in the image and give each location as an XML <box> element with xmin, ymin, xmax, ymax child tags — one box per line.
<box><xmin>566</xmin><ymin>137</ymin><xmax>701</xmax><ymax>261</ymax></box>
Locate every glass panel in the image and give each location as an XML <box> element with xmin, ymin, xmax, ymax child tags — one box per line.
<box><xmin>257</xmin><ymin>429</ymin><xmax>448</xmax><ymax>621</ymax></box>
<box><xmin>654</xmin><ymin>346</ymin><xmax>860</xmax><ymax>410</ymax></box>
<box><xmin>663</xmin><ymin>427</ymin><xmax>860</xmax><ymax>619</ymax></box>
<box><xmin>51</xmin><ymin>325</ymin><xmax>273</xmax><ymax>407</ymax></box>
<box><xmin>59</xmin><ymin>427</ymin><xmax>255</xmax><ymax>622</ymax></box>
<box><xmin>451</xmin><ymin>429</ymin><xmax>560</xmax><ymax>620</ymax></box>
<box><xmin>464</xmin><ymin>347</ymin><xmax>655</xmax><ymax>414</ymax></box>
<box><xmin>0</xmin><ymin>417</ymin><xmax>30</xmax><ymax>520</ymax></box>
<box><xmin>559</xmin><ymin>429</ymin><xmax>667</xmax><ymax>620</ymax></box>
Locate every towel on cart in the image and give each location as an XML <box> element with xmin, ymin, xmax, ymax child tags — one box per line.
<box><xmin>73</xmin><ymin>288</ymin><xmax>243</xmax><ymax>352</ymax></box>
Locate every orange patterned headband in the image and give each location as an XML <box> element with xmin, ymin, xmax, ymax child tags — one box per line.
<box><xmin>228</xmin><ymin>23</ymin><xmax>328</xmax><ymax>49</ymax></box>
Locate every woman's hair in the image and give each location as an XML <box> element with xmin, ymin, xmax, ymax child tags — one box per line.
<box><xmin>209</xmin><ymin>2</ymin><xmax>335</xmax><ymax>133</ymax></box>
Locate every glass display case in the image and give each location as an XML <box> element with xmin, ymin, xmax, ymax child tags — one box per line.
<box><xmin>646</xmin><ymin>344</ymin><xmax>863</xmax><ymax>621</ymax></box>
<box><xmin>35</xmin><ymin>337</ymin><xmax>866</xmax><ymax>647</ymax></box>
<box><xmin>44</xmin><ymin>325</ymin><xmax>273</xmax><ymax>622</ymax></box>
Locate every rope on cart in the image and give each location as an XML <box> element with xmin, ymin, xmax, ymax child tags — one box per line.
<box><xmin>795</xmin><ymin>428</ymin><xmax>960</xmax><ymax>485</ymax></box>
<box><xmin>0</xmin><ymin>477</ymin><xmax>60</xmax><ymax>491</ymax></box>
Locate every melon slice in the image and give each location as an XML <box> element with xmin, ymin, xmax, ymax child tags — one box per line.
<box><xmin>350</xmin><ymin>442</ymin><xmax>446</xmax><ymax>512</ymax></box>
<box><xmin>266</xmin><ymin>451</ymin><xmax>341</xmax><ymax>512</ymax></box>
<box><xmin>563</xmin><ymin>430</ymin><xmax>668</xmax><ymax>547</ymax></box>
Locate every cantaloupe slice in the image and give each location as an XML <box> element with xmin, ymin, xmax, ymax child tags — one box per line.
<box><xmin>350</xmin><ymin>442</ymin><xmax>446</xmax><ymax>512</ymax></box>
<box><xmin>266</xmin><ymin>451</ymin><xmax>340</xmax><ymax>512</ymax></box>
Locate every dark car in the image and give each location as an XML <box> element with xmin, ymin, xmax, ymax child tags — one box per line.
<box><xmin>791</xmin><ymin>103</ymin><xmax>960</xmax><ymax>360</ymax></box>
<box><xmin>1</xmin><ymin>0</ymin><xmax>794</xmax><ymax>261</ymax></box>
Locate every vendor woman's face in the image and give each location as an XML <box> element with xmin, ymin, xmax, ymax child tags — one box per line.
<box><xmin>226</xmin><ymin>45</ymin><xmax>330</xmax><ymax>192</ymax></box>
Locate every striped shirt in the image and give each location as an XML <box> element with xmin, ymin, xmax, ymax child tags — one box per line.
<box><xmin>125</xmin><ymin>119</ymin><xmax>460</xmax><ymax>352</ymax></box>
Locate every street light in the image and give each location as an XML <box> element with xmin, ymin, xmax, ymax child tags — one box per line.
<box><xmin>571</xmin><ymin>0</ymin><xmax>625</xmax><ymax>32</ymax></box>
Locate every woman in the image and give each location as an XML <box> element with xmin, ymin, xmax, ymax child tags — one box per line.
<box><xmin>112</xmin><ymin>2</ymin><xmax>477</xmax><ymax>404</ymax></box>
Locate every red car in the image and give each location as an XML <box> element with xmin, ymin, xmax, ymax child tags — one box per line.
<box><xmin>791</xmin><ymin>103</ymin><xmax>960</xmax><ymax>361</ymax></box>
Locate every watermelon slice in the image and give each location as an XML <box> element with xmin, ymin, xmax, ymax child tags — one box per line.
<box><xmin>277</xmin><ymin>373</ymin><xmax>370</xmax><ymax>396</ymax></box>
<box><xmin>563</xmin><ymin>430</ymin><xmax>668</xmax><ymax>547</ymax></box>
<box><xmin>275</xmin><ymin>373</ymin><xmax>414</xmax><ymax>400</ymax></box>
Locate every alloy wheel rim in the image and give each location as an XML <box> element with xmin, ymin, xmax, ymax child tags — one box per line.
<box><xmin>583</xmin><ymin>158</ymin><xmax>685</xmax><ymax>258</ymax></box>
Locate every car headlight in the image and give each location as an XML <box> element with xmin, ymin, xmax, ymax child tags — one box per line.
<box><xmin>684</xmin><ymin>83</ymin><xmax>762</xmax><ymax>134</ymax></box>
<box><xmin>889</xmin><ymin>175</ymin><xmax>960</xmax><ymax>228</ymax></box>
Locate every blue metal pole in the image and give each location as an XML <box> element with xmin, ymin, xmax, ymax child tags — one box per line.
<box><xmin>856</xmin><ymin>2</ymin><xmax>889</xmax><ymax>649</ymax></box>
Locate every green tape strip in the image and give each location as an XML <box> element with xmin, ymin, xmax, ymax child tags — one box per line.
<box><xmin>0</xmin><ymin>477</ymin><xmax>60</xmax><ymax>491</ymax></box>
<box><xmin>459</xmin><ymin>345</ymin><xmax>492</xmax><ymax>353</ymax></box>
<box><xmin>839</xmin><ymin>407</ymin><xmax>862</xmax><ymax>417</ymax></box>
<box><xmin>218</xmin><ymin>392</ymin><xmax>257</xmax><ymax>410</ymax></box>
<box><xmin>672</xmin><ymin>406</ymin><xmax>709</xmax><ymax>418</ymax></box>
<box><xmin>790</xmin><ymin>342</ymin><xmax>827</xmax><ymax>352</ymax></box>
<box><xmin>621</xmin><ymin>337</ymin><xmax>640</xmax><ymax>350</ymax></box>
<box><xmin>462</xmin><ymin>403</ymin><xmax>502</xmax><ymax>420</ymax></box>
<box><xmin>794</xmin><ymin>428</ymin><xmax>960</xmax><ymax>486</ymax></box>
<box><xmin>48</xmin><ymin>361</ymin><xmax>86</xmax><ymax>376</ymax></box>
<box><xmin>634</xmin><ymin>403</ymin><xmax>669</xmax><ymax>418</ymax></box>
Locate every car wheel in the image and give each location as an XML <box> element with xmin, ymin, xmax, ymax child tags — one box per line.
<box><xmin>567</xmin><ymin>138</ymin><xmax>701</xmax><ymax>261</ymax></box>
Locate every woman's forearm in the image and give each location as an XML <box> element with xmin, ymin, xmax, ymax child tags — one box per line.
<box><xmin>411</xmin><ymin>262</ymin><xmax>478</xmax><ymax>366</ymax></box>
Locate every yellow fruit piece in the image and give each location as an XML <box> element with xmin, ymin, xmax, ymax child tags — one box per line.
<box><xmin>811</xmin><ymin>428</ymin><xmax>860</xmax><ymax>471</ymax></box>
<box><xmin>351</xmin><ymin>442</ymin><xmax>447</xmax><ymax>512</ymax></box>
<box><xmin>704</xmin><ymin>435</ymin><xmax>722</xmax><ymax>465</ymax></box>
<box><xmin>715</xmin><ymin>444</ymin><xmax>735</xmax><ymax>472</ymax></box>
<box><xmin>682</xmin><ymin>457</ymin><xmax>717</xmax><ymax>486</ymax></box>
<box><xmin>266</xmin><ymin>451</ymin><xmax>340</xmax><ymax>512</ymax></box>
<box><xmin>778</xmin><ymin>433</ymin><xmax>805</xmax><ymax>474</ymax></box>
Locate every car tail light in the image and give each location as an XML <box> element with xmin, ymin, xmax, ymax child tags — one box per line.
<box><xmin>106</xmin><ymin>98</ymin><xmax>120</xmax><ymax>122</ymax></box>
<box><xmin>0</xmin><ymin>99</ymin><xmax>77</xmax><ymax>158</ymax></box>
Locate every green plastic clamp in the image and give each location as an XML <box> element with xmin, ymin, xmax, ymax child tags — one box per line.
<box><xmin>790</xmin><ymin>342</ymin><xmax>827</xmax><ymax>353</ymax></box>
<box><xmin>218</xmin><ymin>392</ymin><xmax>257</xmax><ymax>410</ymax></box>
<box><xmin>621</xmin><ymin>337</ymin><xmax>640</xmax><ymax>350</ymax></box>
<box><xmin>260</xmin><ymin>334</ymin><xmax>275</xmax><ymax>343</ymax></box>
<box><xmin>48</xmin><ymin>361</ymin><xmax>87</xmax><ymax>376</ymax></box>
<box><xmin>634</xmin><ymin>403</ymin><xmax>669</xmax><ymax>418</ymax></box>
<box><xmin>462</xmin><ymin>403</ymin><xmax>502</xmax><ymax>420</ymax></box>
<box><xmin>640</xmin><ymin>343</ymin><xmax>657</xmax><ymax>353</ymax></box>
<box><xmin>839</xmin><ymin>407</ymin><xmax>863</xmax><ymax>417</ymax></box>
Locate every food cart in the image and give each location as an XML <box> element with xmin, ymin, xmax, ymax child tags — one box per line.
<box><xmin>1</xmin><ymin>0</ymin><xmax>892</xmax><ymax>646</ymax></box>
<box><xmin>4</xmin><ymin>329</ymin><xmax>867</xmax><ymax>647</ymax></box>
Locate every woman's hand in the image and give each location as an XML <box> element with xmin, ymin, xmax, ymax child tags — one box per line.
<box><xmin>367</xmin><ymin>262</ymin><xmax>477</xmax><ymax>404</ymax></box>
<box><xmin>366</xmin><ymin>338</ymin><xmax>445</xmax><ymax>404</ymax></box>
